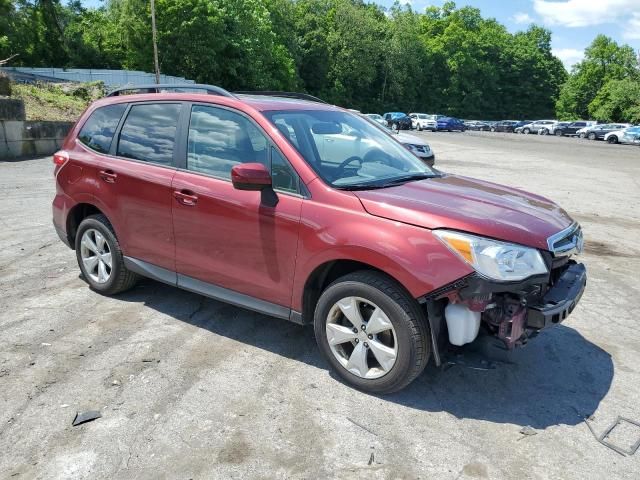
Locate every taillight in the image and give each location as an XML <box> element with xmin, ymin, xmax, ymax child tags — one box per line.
<box><xmin>53</xmin><ymin>150</ymin><xmax>69</xmax><ymax>166</ymax></box>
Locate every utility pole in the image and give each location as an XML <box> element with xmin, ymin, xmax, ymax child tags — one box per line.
<box><xmin>150</xmin><ymin>0</ymin><xmax>160</xmax><ymax>84</ymax></box>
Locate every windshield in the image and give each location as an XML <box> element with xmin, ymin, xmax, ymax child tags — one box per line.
<box><xmin>264</xmin><ymin>109</ymin><xmax>436</xmax><ymax>189</ymax></box>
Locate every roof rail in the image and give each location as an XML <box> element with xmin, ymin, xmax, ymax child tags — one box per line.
<box><xmin>106</xmin><ymin>83</ymin><xmax>237</xmax><ymax>98</ymax></box>
<box><xmin>234</xmin><ymin>91</ymin><xmax>327</xmax><ymax>104</ymax></box>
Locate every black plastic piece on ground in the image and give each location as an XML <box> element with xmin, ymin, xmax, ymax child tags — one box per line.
<box><xmin>72</xmin><ymin>410</ymin><xmax>102</xmax><ymax>426</ymax></box>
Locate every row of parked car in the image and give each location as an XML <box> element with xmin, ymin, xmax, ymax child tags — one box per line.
<box><xmin>366</xmin><ymin>113</ymin><xmax>466</xmax><ymax>132</ymax></box>
<box><xmin>506</xmin><ymin>119</ymin><xmax>639</xmax><ymax>145</ymax></box>
<box><xmin>366</xmin><ymin>112</ymin><xmax>640</xmax><ymax>146</ymax></box>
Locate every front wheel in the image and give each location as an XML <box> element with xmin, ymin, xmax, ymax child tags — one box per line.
<box><xmin>417</xmin><ymin>123</ymin><xmax>422</xmax><ymax>131</ymax></box>
<box><xmin>314</xmin><ymin>271</ymin><xmax>430</xmax><ymax>394</ymax></box>
<box><xmin>588</xmin><ymin>132</ymin><xmax>597</xmax><ymax>140</ymax></box>
<box><xmin>555</xmin><ymin>130</ymin><xmax>562</xmax><ymax>136</ymax></box>
<box><xmin>579</xmin><ymin>132</ymin><xmax>586</xmax><ymax>139</ymax></box>
<box><xmin>75</xmin><ymin>214</ymin><xmax>138</xmax><ymax>295</ymax></box>
<box><xmin>523</xmin><ymin>128</ymin><xmax>530</xmax><ymax>134</ymax></box>
<box><xmin>607</xmin><ymin>135</ymin><xmax>618</xmax><ymax>144</ymax></box>
<box><xmin>391</xmin><ymin>123</ymin><xmax>398</xmax><ymax>132</ymax></box>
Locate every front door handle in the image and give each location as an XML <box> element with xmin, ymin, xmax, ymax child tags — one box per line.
<box><xmin>99</xmin><ymin>170</ymin><xmax>117</xmax><ymax>183</ymax></box>
<box><xmin>173</xmin><ymin>190</ymin><xmax>198</xmax><ymax>206</ymax></box>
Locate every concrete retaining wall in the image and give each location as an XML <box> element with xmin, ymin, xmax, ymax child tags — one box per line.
<box><xmin>0</xmin><ymin>98</ymin><xmax>26</xmax><ymax>121</ymax></box>
<box><xmin>1</xmin><ymin>121</ymin><xmax>74</xmax><ymax>160</ymax></box>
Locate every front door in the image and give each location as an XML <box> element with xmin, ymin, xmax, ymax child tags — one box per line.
<box><xmin>171</xmin><ymin>104</ymin><xmax>303</xmax><ymax>307</ymax></box>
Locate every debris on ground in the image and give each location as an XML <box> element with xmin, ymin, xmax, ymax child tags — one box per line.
<box><xmin>518</xmin><ymin>425</ymin><xmax>538</xmax><ymax>440</ymax></box>
<box><xmin>72</xmin><ymin>410</ymin><xmax>102</xmax><ymax>426</ymax></box>
<box><xmin>584</xmin><ymin>416</ymin><xmax>640</xmax><ymax>457</ymax></box>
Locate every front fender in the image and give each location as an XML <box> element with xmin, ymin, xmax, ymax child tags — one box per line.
<box><xmin>291</xmin><ymin>198</ymin><xmax>473</xmax><ymax>312</ymax></box>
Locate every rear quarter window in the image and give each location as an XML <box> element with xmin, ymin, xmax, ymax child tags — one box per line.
<box><xmin>77</xmin><ymin>104</ymin><xmax>127</xmax><ymax>153</ymax></box>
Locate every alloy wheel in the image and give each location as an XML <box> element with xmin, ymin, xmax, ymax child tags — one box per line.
<box><xmin>80</xmin><ymin>228</ymin><xmax>112</xmax><ymax>283</ymax></box>
<box><xmin>325</xmin><ymin>296</ymin><xmax>398</xmax><ymax>379</ymax></box>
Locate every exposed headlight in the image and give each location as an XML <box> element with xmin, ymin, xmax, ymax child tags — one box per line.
<box><xmin>433</xmin><ymin>230</ymin><xmax>548</xmax><ymax>281</ymax></box>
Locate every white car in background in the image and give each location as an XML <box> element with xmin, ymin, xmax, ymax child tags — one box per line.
<box><xmin>361</xmin><ymin>114</ymin><xmax>435</xmax><ymax>166</ymax></box>
<box><xmin>364</xmin><ymin>113</ymin><xmax>385</xmax><ymax>125</ymax></box>
<box><xmin>409</xmin><ymin>113</ymin><xmax>437</xmax><ymax>131</ymax></box>
<box><xmin>605</xmin><ymin>126</ymin><xmax>640</xmax><ymax>144</ymax></box>
<box><xmin>604</xmin><ymin>129</ymin><xmax>627</xmax><ymax>144</ymax></box>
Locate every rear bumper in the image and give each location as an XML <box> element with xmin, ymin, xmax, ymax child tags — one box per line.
<box><xmin>527</xmin><ymin>263</ymin><xmax>587</xmax><ymax>329</ymax></box>
<box><xmin>54</xmin><ymin>222</ymin><xmax>72</xmax><ymax>248</ymax></box>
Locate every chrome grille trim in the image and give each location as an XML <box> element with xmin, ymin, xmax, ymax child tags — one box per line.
<box><xmin>547</xmin><ymin>222</ymin><xmax>583</xmax><ymax>256</ymax></box>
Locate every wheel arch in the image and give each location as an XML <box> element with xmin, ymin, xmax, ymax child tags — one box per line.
<box><xmin>66</xmin><ymin>202</ymin><xmax>108</xmax><ymax>249</ymax></box>
<box><xmin>300</xmin><ymin>258</ymin><xmax>414</xmax><ymax>325</ymax></box>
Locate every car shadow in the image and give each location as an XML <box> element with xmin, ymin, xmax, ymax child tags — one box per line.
<box><xmin>115</xmin><ymin>278</ymin><xmax>613</xmax><ymax>429</ymax></box>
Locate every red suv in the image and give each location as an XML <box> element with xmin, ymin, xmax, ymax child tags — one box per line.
<box><xmin>53</xmin><ymin>84</ymin><xmax>586</xmax><ymax>393</ymax></box>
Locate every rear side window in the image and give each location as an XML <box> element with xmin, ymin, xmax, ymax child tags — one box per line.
<box><xmin>117</xmin><ymin>103</ymin><xmax>181</xmax><ymax>166</ymax></box>
<box><xmin>77</xmin><ymin>104</ymin><xmax>126</xmax><ymax>153</ymax></box>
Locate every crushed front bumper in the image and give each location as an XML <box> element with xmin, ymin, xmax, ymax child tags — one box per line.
<box><xmin>527</xmin><ymin>263</ymin><xmax>586</xmax><ymax>329</ymax></box>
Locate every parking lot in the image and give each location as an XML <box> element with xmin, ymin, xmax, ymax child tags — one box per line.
<box><xmin>1</xmin><ymin>131</ymin><xmax>639</xmax><ymax>479</ymax></box>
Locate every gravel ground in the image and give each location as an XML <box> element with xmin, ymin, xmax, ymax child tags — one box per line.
<box><xmin>1</xmin><ymin>132</ymin><xmax>639</xmax><ymax>479</ymax></box>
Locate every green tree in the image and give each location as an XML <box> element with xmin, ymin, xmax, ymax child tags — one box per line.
<box><xmin>588</xmin><ymin>78</ymin><xmax>640</xmax><ymax>123</ymax></box>
<box><xmin>556</xmin><ymin>35</ymin><xmax>639</xmax><ymax>119</ymax></box>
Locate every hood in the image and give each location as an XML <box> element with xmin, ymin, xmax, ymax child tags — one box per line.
<box><xmin>354</xmin><ymin>174</ymin><xmax>573</xmax><ymax>250</ymax></box>
<box><xmin>396</xmin><ymin>132</ymin><xmax>429</xmax><ymax>146</ymax></box>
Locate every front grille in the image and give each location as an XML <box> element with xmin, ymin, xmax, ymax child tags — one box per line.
<box><xmin>547</xmin><ymin>222</ymin><xmax>583</xmax><ymax>256</ymax></box>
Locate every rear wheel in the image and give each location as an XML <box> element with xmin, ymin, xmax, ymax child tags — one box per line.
<box><xmin>588</xmin><ymin>132</ymin><xmax>597</xmax><ymax>140</ymax></box>
<box><xmin>417</xmin><ymin>123</ymin><xmax>422</xmax><ymax>131</ymax></box>
<box><xmin>579</xmin><ymin>132</ymin><xmax>586</xmax><ymax>138</ymax></box>
<box><xmin>75</xmin><ymin>214</ymin><xmax>138</xmax><ymax>295</ymax></box>
<box><xmin>314</xmin><ymin>271</ymin><xmax>430</xmax><ymax>394</ymax></box>
<box><xmin>555</xmin><ymin>129</ymin><xmax>563</xmax><ymax>136</ymax></box>
<box><xmin>490</xmin><ymin>127</ymin><xmax>495</xmax><ymax>132</ymax></box>
<box><xmin>523</xmin><ymin>128</ymin><xmax>530</xmax><ymax>134</ymax></box>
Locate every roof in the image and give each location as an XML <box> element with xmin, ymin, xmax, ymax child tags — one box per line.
<box><xmin>92</xmin><ymin>91</ymin><xmax>340</xmax><ymax>113</ymax></box>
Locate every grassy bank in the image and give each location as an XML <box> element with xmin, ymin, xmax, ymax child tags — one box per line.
<box><xmin>11</xmin><ymin>82</ymin><xmax>105</xmax><ymax>121</ymax></box>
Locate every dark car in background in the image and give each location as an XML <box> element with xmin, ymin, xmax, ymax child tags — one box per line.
<box><xmin>512</xmin><ymin>120</ymin><xmax>534</xmax><ymax>132</ymax></box>
<box><xmin>464</xmin><ymin>121</ymin><xmax>491</xmax><ymax>131</ymax></box>
<box><xmin>383</xmin><ymin>112</ymin><xmax>412</xmax><ymax>131</ymax></box>
<box><xmin>583</xmin><ymin>123</ymin><xmax>631</xmax><ymax>140</ymax></box>
<box><xmin>436</xmin><ymin>117</ymin><xmax>466</xmax><ymax>132</ymax></box>
<box><xmin>554</xmin><ymin>121</ymin><xmax>591</xmax><ymax>137</ymax></box>
<box><xmin>490</xmin><ymin>121</ymin><xmax>517</xmax><ymax>133</ymax></box>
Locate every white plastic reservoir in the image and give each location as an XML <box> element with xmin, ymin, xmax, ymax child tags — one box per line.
<box><xmin>445</xmin><ymin>303</ymin><xmax>481</xmax><ymax>346</ymax></box>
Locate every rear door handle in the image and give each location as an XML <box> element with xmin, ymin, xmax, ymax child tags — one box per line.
<box><xmin>99</xmin><ymin>170</ymin><xmax>117</xmax><ymax>183</ymax></box>
<box><xmin>173</xmin><ymin>189</ymin><xmax>198</xmax><ymax>206</ymax></box>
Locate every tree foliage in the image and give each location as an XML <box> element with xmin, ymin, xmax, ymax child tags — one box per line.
<box><xmin>0</xmin><ymin>0</ymin><xmax>575</xmax><ymax>118</ymax></box>
<box><xmin>556</xmin><ymin>35</ymin><xmax>639</xmax><ymax>121</ymax></box>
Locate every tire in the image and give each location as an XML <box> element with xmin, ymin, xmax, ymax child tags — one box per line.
<box><xmin>579</xmin><ymin>132</ymin><xmax>586</xmax><ymax>139</ymax></box>
<box><xmin>313</xmin><ymin>271</ymin><xmax>430</xmax><ymax>394</ymax></box>
<box><xmin>490</xmin><ymin>127</ymin><xmax>496</xmax><ymax>132</ymax></box>
<box><xmin>391</xmin><ymin>123</ymin><xmax>398</xmax><ymax>132</ymax></box>
<box><xmin>417</xmin><ymin>123</ymin><xmax>422</xmax><ymax>131</ymax></box>
<box><xmin>523</xmin><ymin>128</ymin><xmax>530</xmax><ymax>134</ymax></box>
<box><xmin>540</xmin><ymin>128</ymin><xmax>548</xmax><ymax>136</ymax></box>
<box><xmin>75</xmin><ymin>214</ymin><xmax>138</xmax><ymax>295</ymax></box>
<box><xmin>588</xmin><ymin>132</ymin><xmax>596</xmax><ymax>140</ymax></box>
<box><xmin>607</xmin><ymin>135</ymin><xmax>618</xmax><ymax>144</ymax></box>
<box><xmin>555</xmin><ymin>130</ymin><xmax>562</xmax><ymax>137</ymax></box>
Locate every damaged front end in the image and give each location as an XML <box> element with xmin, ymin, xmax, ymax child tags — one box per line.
<box><xmin>424</xmin><ymin>224</ymin><xmax>586</xmax><ymax>364</ymax></box>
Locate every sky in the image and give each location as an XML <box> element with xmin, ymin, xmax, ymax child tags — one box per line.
<box><xmin>377</xmin><ymin>0</ymin><xmax>640</xmax><ymax>70</ymax></box>
<box><xmin>80</xmin><ymin>0</ymin><xmax>640</xmax><ymax>71</ymax></box>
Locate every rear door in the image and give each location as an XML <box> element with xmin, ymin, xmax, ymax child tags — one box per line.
<box><xmin>171</xmin><ymin>103</ymin><xmax>303</xmax><ymax>307</ymax></box>
<box><xmin>99</xmin><ymin>102</ymin><xmax>183</xmax><ymax>272</ymax></box>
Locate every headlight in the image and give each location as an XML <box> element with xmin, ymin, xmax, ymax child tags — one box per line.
<box><xmin>433</xmin><ymin>230</ymin><xmax>548</xmax><ymax>281</ymax></box>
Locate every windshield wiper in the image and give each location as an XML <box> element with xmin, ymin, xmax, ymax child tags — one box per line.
<box><xmin>377</xmin><ymin>173</ymin><xmax>439</xmax><ymax>187</ymax></box>
<box><xmin>335</xmin><ymin>173</ymin><xmax>438</xmax><ymax>191</ymax></box>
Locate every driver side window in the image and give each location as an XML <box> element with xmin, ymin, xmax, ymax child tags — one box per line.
<box><xmin>187</xmin><ymin>105</ymin><xmax>268</xmax><ymax>179</ymax></box>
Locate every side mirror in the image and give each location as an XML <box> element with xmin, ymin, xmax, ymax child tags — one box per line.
<box><xmin>231</xmin><ymin>163</ymin><xmax>272</xmax><ymax>191</ymax></box>
<box><xmin>231</xmin><ymin>163</ymin><xmax>279</xmax><ymax>207</ymax></box>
